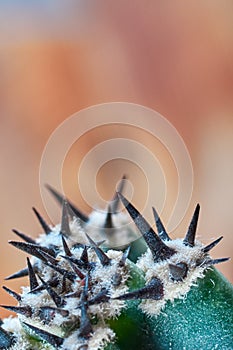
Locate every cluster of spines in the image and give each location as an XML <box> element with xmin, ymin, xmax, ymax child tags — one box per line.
<box><xmin>1</xmin><ymin>178</ymin><xmax>229</xmax><ymax>349</ymax></box>
<box><xmin>0</xmin><ymin>180</ymin><xmax>129</xmax><ymax>348</ymax></box>
<box><xmin>1</xmin><ymin>241</ymin><xmax>123</xmax><ymax>347</ymax></box>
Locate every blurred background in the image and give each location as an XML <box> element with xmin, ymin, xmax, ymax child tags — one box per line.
<box><xmin>0</xmin><ymin>1</ymin><xmax>233</xmax><ymax>317</ymax></box>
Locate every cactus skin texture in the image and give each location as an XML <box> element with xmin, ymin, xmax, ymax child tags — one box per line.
<box><xmin>148</xmin><ymin>268</ymin><xmax>233</xmax><ymax>350</ymax></box>
<box><xmin>0</xmin><ymin>179</ymin><xmax>232</xmax><ymax>350</ymax></box>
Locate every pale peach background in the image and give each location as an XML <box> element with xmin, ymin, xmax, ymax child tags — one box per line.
<box><xmin>0</xmin><ymin>1</ymin><xmax>233</xmax><ymax>318</ymax></box>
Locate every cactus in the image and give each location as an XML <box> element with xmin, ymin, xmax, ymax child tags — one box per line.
<box><xmin>1</xmin><ymin>177</ymin><xmax>232</xmax><ymax>350</ymax></box>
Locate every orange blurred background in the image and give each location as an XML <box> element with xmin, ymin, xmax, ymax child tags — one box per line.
<box><xmin>0</xmin><ymin>1</ymin><xmax>233</xmax><ymax>318</ymax></box>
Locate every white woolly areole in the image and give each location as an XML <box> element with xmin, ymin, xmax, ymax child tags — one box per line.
<box><xmin>62</xmin><ymin>326</ymin><xmax>115</xmax><ymax>350</ymax></box>
<box><xmin>21</xmin><ymin>286</ymin><xmax>57</xmax><ymax>309</ymax></box>
<box><xmin>36</xmin><ymin>225</ymin><xmax>61</xmax><ymax>246</ymax></box>
<box><xmin>84</xmin><ymin>249</ymin><xmax>129</xmax><ymax>319</ymax></box>
<box><xmin>2</xmin><ymin>317</ymin><xmax>21</xmax><ymax>334</ymax></box>
<box><xmin>136</xmin><ymin>239</ymin><xmax>208</xmax><ymax>316</ymax></box>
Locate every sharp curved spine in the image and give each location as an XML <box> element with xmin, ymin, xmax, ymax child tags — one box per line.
<box><xmin>23</xmin><ymin>322</ymin><xmax>64</xmax><ymax>347</ymax></box>
<box><xmin>110</xmin><ymin>175</ymin><xmax>127</xmax><ymax>213</ymax></box>
<box><xmin>27</xmin><ymin>257</ymin><xmax>39</xmax><ymax>291</ymax></box>
<box><xmin>202</xmin><ymin>236</ymin><xmax>223</xmax><ymax>253</ymax></box>
<box><xmin>183</xmin><ymin>204</ymin><xmax>200</xmax><ymax>247</ymax></box>
<box><xmin>32</xmin><ymin>207</ymin><xmax>51</xmax><ymax>235</ymax></box>
<box><xmin>12</xmin><ymin>229</ymin><xmax>36</xmax><ymax>244</ymax></box>
<box><xmin>2</xmin><ymin>286</ymin><xmax>21</xmax><ymax>302</ymax></box>
<box><xmin>152</xmin><ymin>207</ymin><xmax>171</xmax><ymax>241</ymax></box>
<box><xmin>5</xmin><ymin>267</ymin><xmax>29</xmax><ymax>281</ymax></box>
<box><xmin>117</xmin><ymin>192</ymin><xmax>175</xmax><ymax>262</ymax></box>
<box><xmin>85</xmin><ymin>234</ymin><xmax>111</xmax><ymax>266</ymax></box>
<box><xmin>37</xmin><ymin>275</ymin><xmax>66</xmax><ymax>308</ymax></box>
<box><xmin>114</xmin><ymin>277</ymin><xmax>164</xmax><ymax>301</ymax></box>
<box><xmin>45</xmin><ymin>184</ymin><xmax>88</xmax><ymax>223</ymax></box>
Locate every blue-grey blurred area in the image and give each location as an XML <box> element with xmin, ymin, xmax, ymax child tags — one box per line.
<box><xmin>0</xmin><ymin>1</ymin><xmax>232</xmax><ymax>316</ymax></box>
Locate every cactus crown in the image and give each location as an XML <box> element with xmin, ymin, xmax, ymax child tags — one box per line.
<box><xmin>0</xmin><ymin>178</ymin><xmax>228</xmax><ymax>350</ymax></box>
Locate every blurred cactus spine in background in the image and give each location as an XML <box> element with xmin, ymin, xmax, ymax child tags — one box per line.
<box><xmin>0</xmin><ymin>177</ymin><xmax>232</xmax><ymax>350</ymax></box>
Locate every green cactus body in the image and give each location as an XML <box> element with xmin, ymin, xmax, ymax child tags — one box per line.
<box><xmin>148</xmin><ymin>267</ymin><xmax>233</xmax><ymax>350</ymax></box>
<box><xmin>108</xmin><ymin>267</ymin><xmax>233</xmax><ymax>350</ymax></box>
<box><xmin>0</xmin><ymin>180</ymin><xmax>232</xmax><ymax>350</ymax></box>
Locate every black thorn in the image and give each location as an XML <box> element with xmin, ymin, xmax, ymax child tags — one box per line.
<box><xmin>5</xmin><ymin>267</ymin><xmax>29</xmax><ymax>280</ymax></box>
<box><xmin>61</xmin><ymin>275</ymin><xmax>67</xmax><ymax>294</ymax></box>
<box><xmin>0</xmin><ymin>305</ymin><xmax>32</xmax><ymax>317</ymax></box>
<box><xmin>169</xmin><ymin>262</ymin><xmax>188</xmax><ymax>281</ymax></box>
<box><xmin>202</xmin><ymin>236</ymin><xmax>223</xmax><ymax>253</ymax></box>
<box><xmin>79</xmin><ymin>275</ymin><xmax>93</xmax><ymax>339</ymax></box>
<box><xmin>111</xmin><ymin>175</ymin><xmax>127</xmax><ymax>213</ymax></box>
<box><xmin>88</xmin><ymin>288</ymin><xmax>110</xmax><ymax>305</ymax></box>
<box><xmin>152</xmin><ymin>207</ymin><xmax>171</xmax><ymax>241</ymax></box>
<box><xmin>35</xmin><ymin>245</ymin><xmax>57</xmax><ymax>258</ymax></box>
<box><xmin>29</xmin><ymin>284</ymin><xmax>46</xmax><ymax>293</ymax></box>
<box><xmin>68</xmin><ymin>260</ymin><xmax>85</xmax><ymax>280</ymax></box>
<box><xmin>80</xmin><ymin>246</ymin><xmax>89</xmax><ymax>265</ymax></box>
<box><xmin>42</xmin><ymin>260</ymin><xmax>76</xmax><ymax>282</ymax></box>
<box><xmin>37</xmin><ymin>250</ymin><xmax>59</xmax><ymax>265</ymax></box>
<box><xmin>61</xmin><ymin>255</ymin><xmax>85</xmax><ymax>269</ymax></box>
<box><xmin>45</xmin><ymin>184</ymin><xmax>88</xmax><ymax>223</ymax></box>
<box><xmin>2</xmin><ymin>286</ymin><xmax>21</xmax><ymax>302</ymax></box>
<box><xmin>0</xmin><ymin>326</ymin><xmax>15</xmax><ymax>348</ymax></box>
<box><xmin>117</xmin><ymin>193</ymin><xmax>175</xmax><ymax>262</ymax></box>
<box><xmin>23</xmin><ymin>322</ymin><xmax>64</xmax><ymax>347</ymax></box>
<box><xmin>27</xmin><ymin>258</ymin><xmax>39</xmax><ymax>291</ymax></box>
<box><xmin>39</xmin><ymin>244</ymin><xmax>57</xmax><ymax>258</ymax></box>
<box><xmin>9</xmin><ymin>241</ymin><xmax>46</xmax><ymax>261</ymax></box>
<box><xmin>85</xmin><ymin>233</ymin><xmax>111</xmax><ymax>266</ymax></box>
<box><xmin>204</xmin><ymin>257</ymin><xmax>230</xmax><ymax>267</ymax></box>
<box><xmin>183</xmin><ymin>204</ymin><xmax>200</xmax><ymax>247</ymax></box>
<box><xmin>12</xmin><ymin>229</ymin><xmax>36</xmax><ymax>244</ymax></box>
<box><xmin>30</xmin><ymin>277</ymin><xmax>59</xmax><ymax>293</ymax></box>
<box><xmin>61</xmin><ymin>200</ymin><xmax>71</xmax><ymax>237</ymax></box>
<box><xmin>61</xmin><ymin>236</ymin><xmax>72</xmax><ymax>257</ymax></box>
<box><xmin>37</xmin><ymin>275</ymin><xmax>66</xmax><ymax>308</ymax></box>
<box><xmin>38</xmin><ymin>245</ymin><xmax>57</xmax><ymax>256</ymax></box>
<box><xmin>32</xmin><ymin>207</ymin><xmax>51</xmax><ymax>235</ymax></box>
<box><xmin>104</xmin><ymin>205</ymin><xmax>114</xmax><ymax>229</ymax></box>
<box><xmin>118</xmin><ymin>245</ymin><xmax>131</xmax><ymax>267</ymax></box>
<box><xmin>115</xmin><ymin>277</ymin><xmax>164</xmax><ymax>301</ymax></box>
